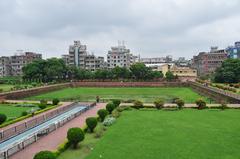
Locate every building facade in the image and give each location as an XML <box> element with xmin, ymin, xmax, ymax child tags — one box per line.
<box><xmin>107</xmin><ymin>44</ymin><xmax>138</xmax><ymax>69</ymax></box>
<box><xmin>0</xmin><ymin>52</ymin><xmax>42</xmax><ymax>77</ymax></box>
<box><xmin>192</xmin><ymin>47</ymin><xmax>227</xmax><ymax>76</ymax></box>
<box><xmin>226</xmin><ymin>41</ymin><xmax>240</xmax><ymax>59</ymax></box>
<box><xmin>140</xmin><ymin>55</ymin><xmax>173</xmax><ymax>64</ymax></box>
<box><xmin>63</xmin><ymin>41</ymin><xmax>105</xmax><ymax>71</ymax></box>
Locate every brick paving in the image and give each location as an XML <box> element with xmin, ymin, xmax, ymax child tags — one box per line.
<box><xmin>10</xmin><ymin>103</ymin><xmax>106</xmax><ymax>159</ymax></box>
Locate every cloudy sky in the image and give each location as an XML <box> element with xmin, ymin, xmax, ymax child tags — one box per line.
<box><xmin>0</xmin><ymin>0</ymin><xmax>240</xmax><ymax>59</ymax></box>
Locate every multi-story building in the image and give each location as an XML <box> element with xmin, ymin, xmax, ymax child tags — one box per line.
<box><xmin>140</xmin><ymin>55</ymin><xmax>173</xmax><ymax>64</ymax></box>
<box><xmin>63</xmin><ymin>41</ymin><xmax>105</xmax><ymax>71</ymax></box>
<box><xmin>0</xmin><ymin>52</ymin><xmax>42</xmax><ymax>77</ymax></box>
<box><xmin>0</xmin><ymin>56</ymin><xmax>11</xmax><ymax>76</ymax></box>
<box><xmin>107</xmin><ymin>43</ymin><xmax>138</xmax><ymax>69</ymax></box>
<box><xmin>226</xmin><ymin>41</ymin><xmax>240</xmax><ymax>59</ymax></box>
<box><xmin>192</xmin><ymin>47</ymin><xmax>227</xmax><ymax>76</ymax></box>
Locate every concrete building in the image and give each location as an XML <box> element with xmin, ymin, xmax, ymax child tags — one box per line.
<box><xmin>140</xmin><ymin>55</ymin><xmax>173</xmax><ymax>64</ymax></box>
<box><xmin>63</xmin><ymin>41</ymin><xmax>105</xmax><ymax>71</ymax></box>
<box><xmin>107</xmin><ymin>43</ymin><xmax>138</xmax><ymax>69</ymax></box>
<box><xmin>226</xmin><ymin>41</ymin><xmax>240</xmax><ymax>59</ymax></box>
<box><xmin>0</xmin><ymin>52</ymin><xmax>42</xmax><ymax>77</ymax></box>
<box><xmin>192</xmin><ymin>47</ymin><xmax>227</xmax><ymax>76</ymax></box>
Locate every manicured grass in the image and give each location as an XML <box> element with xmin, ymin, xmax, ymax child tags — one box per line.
<box><xmin>0</xmin><ymin>84</ymin><xmax>14</xmax><ymax>92</ymax></box>
<box><xmin>26</xmin><ymin>87</ymin><xmax>210</xmax><ymax>103</ymax></box>
<box><xmin>82</xmin><ymin>109</ymin><xmax>240</xmax><ymax>159</ymax></box>
<box><xmin>0</xmin><ymin>104</ymin><xmax>34</xmax><ymax>119</ymax></box>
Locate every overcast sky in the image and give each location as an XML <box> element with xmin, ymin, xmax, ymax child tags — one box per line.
<box><xmin>0</xmin><ymin>0</ymin><xmax>240</xmax><ymax>59</ymax></box>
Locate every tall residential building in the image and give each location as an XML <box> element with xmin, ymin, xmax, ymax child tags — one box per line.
<box><xmin>226</xmin><ymin>41</ymin><xmax>240</xmax><ymax>59</ymax></box>
<box><xmin>63</xmin><ymin>41</ymin><xmax>105</xmax><ymax>71</ymax></box>
<box><xmin>192</xmin><ymin>47</ymin><xmax>227</xmax><ymax>76</ymax></box>
<box><xmin>0</xmin><ymin>52</ymin><xmax>42</xmax><ymax>77</ymax></box>
<box><xmin>107</xmin><ymin>43</ymin><xmax>138</xmax><ymax>69</ymax></box>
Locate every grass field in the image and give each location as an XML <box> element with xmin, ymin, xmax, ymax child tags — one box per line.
<box><xmin>26</xmin><ymin>87</ymin><xmax>210</xmax><ymax>103</ymax></box>
<box><xmin>73</xmin><ymin>109</ymin><xmax>240</xmax><ymax>159</ymax></box>
<box><xmin>0</xmin><ymin>84</ymin><xmax>14</xmax><ymax>92</ymax></box>
<box><xmin>0</xmin><ymin>104</ymin><xmax>35</xmax><ymax>119</ymax></box>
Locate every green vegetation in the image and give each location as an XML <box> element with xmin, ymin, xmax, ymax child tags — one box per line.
<box><xmin>83</xmin><ymin>109</ymin><xmax>240</xmax><ymax>159</ymax></box>
<box><xmin>0</xmin><ymin>84</ymin><xmax>14</xmax><ymax>92</ymax></box>
<box><xmin>86</xmin><ymin>117</ymin><xmax>98</xmax><ymax>133</ymax></box>
<box><xmin>67</xmin><ymin>128</ymin><xmax>85</xmax><ymax>149</ymax></box>
<box><xmin>26</xmin><ymin>87</ymin><xmax>209</xmax><ymax>103</ymax></box>
<box><xmin>34</xmin><ymin>151</ymin><xmax>56</xmax><ymax>159</ymax></box>
<box><xmin>0</xmin><ymin>104</ymin><xmax>35</xmax><ymax>119</ymax></box>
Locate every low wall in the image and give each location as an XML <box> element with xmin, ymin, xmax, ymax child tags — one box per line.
<box><xmin>0</xmin><ymin>83</ymin><xmax>71</xmax><ymax>100</ymax></box>
<box><xmin>189</xmin><ymin>81</ymin><xmax>240</xmax><ymax>104</ymax></box>
<box><xmin>71</xmin><ymin>81</ymin><xmax>189</xmax><ymax>87</ymax></box>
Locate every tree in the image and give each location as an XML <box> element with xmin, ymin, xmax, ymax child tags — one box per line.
<box><xmin>112</xmin><ymin>66</ymin><xmax>130</xmax><ymax>79</ymax></box>
<box><xmin>165</xmin><ymin>71</ymin><xmax>175</xmax><ymax>81</ymax></box>
<box><xmin>130</xmin><ymin>63</ymin><xmax>149</xmax><ymax>80</ymax></box>
<box><xmin>33</xmin><ymin>151</ymin><xmax>56</xmax><ymax>159</ymax></box>
<box><xmin>52</xmin><ymin>98</ymin><xmax>60</xmax><ymax>105</ymax></box>
<box><xmin>67</xmin><ymin>128</ymin><xmax>85</xmax><ymax>149</ymax></box>
<box><xmin>112</xmin><ymin>99</ymin><xmax>121</xmax><ymax>107</ymax></box>
<box><xmin>86</xmin><ymin>117</ymin><xmax>98</xmax><ymax>133</ymax></box>
<box><xmin>195</xmin><ymin>99</ymin><xmax>207</xmax><ymax>110</ymax></box>
<box><xmin>97</xmin><ymin>109</ymin><xmax>108</xmax><ymax>122</ymax></box>
<box><xmin>214</xmin><ymin>59</ymin><xmax>240</xmax><ymax>83</ymax></box>
<box><xmin>176</xmin><ymin>99</ymin><xmax>185</xmax><ymax>109</ymax></box>
<box><xmin>106</xmin><ymin>102</ymin><xmax>115</xmax><ymax>114</ymax></box>
<box><xmin>0</xmin><ymin>114</ymin><xmax>7</xmax><ymax>125</ymax></box>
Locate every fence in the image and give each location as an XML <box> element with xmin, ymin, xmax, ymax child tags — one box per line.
<box><xmin>0</xmin><ymin>102</ymin><xmax>96</xmax><ymax>159</ymax></box>
<box><xmin>189</xmin><ymin>81</ymin><xmax>240</xmax><ymax>103</ymax></box>
<box><xmin>0</xmin><ymin>102</ymin><xmax>93</xmax><ymax>143</ymax></box>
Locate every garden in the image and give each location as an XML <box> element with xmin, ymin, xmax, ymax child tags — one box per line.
<box><xmin>25</xmin><ymin>87</ymin><xmax>210</xmax><ymax>103</ymax></box>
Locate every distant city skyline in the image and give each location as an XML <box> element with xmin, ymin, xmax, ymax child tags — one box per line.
<box><xmin>0</xmin><ymin>0</ymin><xmax>240</xmax><ymax>59</ymax></box>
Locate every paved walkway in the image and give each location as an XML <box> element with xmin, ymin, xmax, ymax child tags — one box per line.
<box><xmin>10</xmin><ymin>103</ymin><xmax>106</xmax><ymax>159</ymax></box>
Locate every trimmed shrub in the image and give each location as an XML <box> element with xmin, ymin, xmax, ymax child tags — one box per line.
<box><xmin>86</xmin><ymin>117</ymin><xmax>98</xmax><ymax>133</ymax></box>
<box><xmin>52</xmin><ymin>98</ymin><xmax>60</xmax><ymax>105</ymax></box>
<box><xmin>0</xmin><ymin>114</ymin><xmax>7</xmax><ymax>125</ymax></box>
<box><xmin>103</xmin><ymin>117</ymin><xmax>116</xmax><ymax>126</ymax></box>
<box><xmin>154</xmin><ymin>99</ymin><xmax>164</xmax><ymax>110</ymax></box>
<box><xmin>112</xmin><ymin>110</ymin><xmax>121</xmax><ymax>118</ymax></box>
<box><xmin>112</xmin><ymin>99</ymin><xmax>121</xmax><ymax>107</ymax></box>
<box><xmin>133</xmin><ymin>100</ymin><xmax>143</xmax><ymax>109</ymax></box>
<box><xmin>220</xmin><ymin>103</ymin><xmax>228</xmax><ymax>110</ymax></box>
<box><xmin>106</xmin><ymin>102</ymin><xmax>115</xmax><ymax>114</ymax></box>
<box><xmin>97</xmin><ymin>109</ymin><xmax>108</xmax><ymax>122</ymax></box>
<box><xmin>195</xmin><ymin>99</ymin><xmax>207</xmax><ymax>110</ymax></box>
<box><xmin>176</xmin><ymin>99</ymin><xmax>185</xmax><ymax>109</ymax></box>
<box><xmin>39</xmin><ymin>104</ymin><xmax>47</xmax><ymax>110</ymax></box>
<box><xmin>21</xmin><ymin>111</ymin><xmax>28</xmax><ymax>116</ymax></box>
<box><xmin>33</xmin><ymin>151</ymin><xmax>56</xmax><ymax>159</ymax></box>
<box><xmin>67</xmin><ymin>127</ymin><xmax>85</xmax><ymax>149</ymax></box>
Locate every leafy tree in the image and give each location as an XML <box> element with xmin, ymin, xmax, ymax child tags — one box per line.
<box><xmin>154</xmin><ymin>99</ymin><xmax>164</xmax><ymax>109</ymax></box>
<box><xmin>112</xmin><ymin>66</ymin><xmax>130</xmax><ymax>79</ymax></box>
<box><xmin>176</xmin><ymin>99</ymin><xmax>185</xmax><ymax>109</ymax></box>
<box><xmin>97</xmin><ymin>109</ymin><xmax>108</xmax><ymax>122</ymax></box>
<box><xmin>130</xmin><ymin>63</ymin><xmax>149</xmax><ymax>80</ymax></box>
<box><xmin>214</xmin><ymin>59</ymin><xmax>240</xmax><ymax>83</ymax></box>
<box><xmin>195</xmin><ymin>99</ymin><xmax>207</xmax><ymax>110</ymax></box>
<box><xmin>86</xmin><ymin>117</ymin><xmax>98</xmax><ymax>133</ymax></box>
<box><xmin>133</xmin><ymin>100</ymin><xmax>144</xmax><ymax>109</ymax></box>
<box><xmin>67</xmin><ymin>128</ymin><xmax>85</xmax><ymax>149</ymax></box>
<box><xmin>165</xmin><ymin>71</ymin><xmax>175</xmax><ymax>81</ymax></box>
<box><xmin>0</xmin><ymin>114</ymin><xmax>7</xmax><ymax>125</ymax></box>
<box><xmin>106</xmin><ymin>102</ymin><xmax>115</xmax><ymax>114</ymax></box>
<box><xmin>52</xmin><ymin>98</ymin><xmax>60</xmax><ymax>105</ymax></box>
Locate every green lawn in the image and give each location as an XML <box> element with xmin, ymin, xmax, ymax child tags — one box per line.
<box><xmin>26</xmin><ymin>87</ymin><xmax>210</xmax><ymax>103</ymax></box>
<box><xmin>0</xmin><ymin>84</ymin><xmax>14</xmax><ymax>92</ymax></box>
<box><xmin>79</xmin><ymin>109</ymin><xmax>240</xmax><ymax>159</ymax></box>
<box><xmin>0</xmin><ymin>104</ymin><xmax>34</xmax><ymax>119</ymax></box>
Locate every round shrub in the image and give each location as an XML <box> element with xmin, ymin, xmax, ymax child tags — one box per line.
<box><xmin>39</xmin><ymin>104</ymin><xmax>47</xmax><ymax>110</ymax></box>
<box><xmin>112</xmin><ymin>99</ymin><xmax>121</xmax><ymax>107</ymax></box>
<box><xmin>21</xmin><ymin>111</ymin><xmax>28</xmax><ymax>116</ymax></box>
<box><xmin>0</xmin><ymin>114</ymin><xmax>7</xmax><ymax>125</ymax></box>
<box><xmin>106</xmin><ymin>103</ymin><xmax>115</xmax><ymax>114</ymax></box>
<box><xmin>97</xmin><ymin>109</ymin><xmax>108</xmax><ymax>122</ymax></box>
<box><xmin>33</xmin><ymin>151</ymin><xmax>56</xmax><ymax>159</ymax></box>
<box><xmin>195</xmin><ymin>99</ymin><xmax>207</xmax><ymax>110</ymax></box>
<box><xmin>154</xmin><ymin>99</ymin><xmax>164</xmax><ymax>110</ymax></box>
<box><xmin>67</xmin><ymin>127</ymin><xmax>85</xmax><ymax>149</ymax></box>
<box><xmin>86</xmin><ymin>117</ymin><xmax>98</xmax><ymax>133</ymax></box>
<box><xmin>133</xmin><ymin>100</ymin><xmax>144</xmax><ymax>109</ymax></box>
<box><xmin>52</xmin><ymin>98</ymin><xmax>60</xmax><ymax>105</ymax></box>
<box><xmin>176</xmin><ymin>99</ymin><xmax>185</xmax><ymax>109</ymax></box>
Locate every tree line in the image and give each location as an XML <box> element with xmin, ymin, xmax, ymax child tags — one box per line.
<box><xmin>22</xmin><ymin>58</ymin><xmax>177</xmax><ymax>82</ymax></box>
